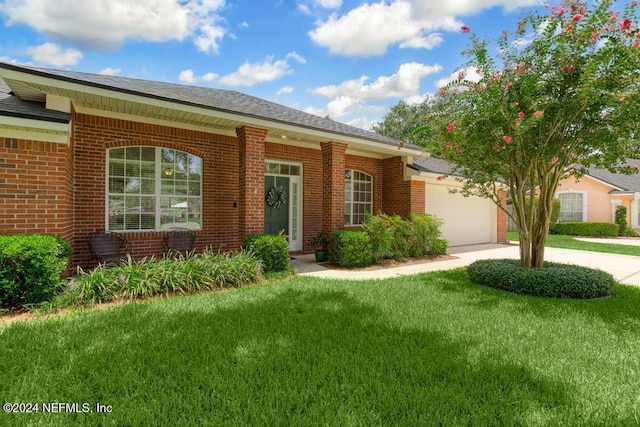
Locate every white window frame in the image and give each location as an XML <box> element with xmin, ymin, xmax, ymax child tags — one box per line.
<box><xmin>106</xmin><ymin>146</ymin><xmax>203</xmax><ymax>232</ymax></box>
<box><xmin>556</xmin><ymin>190</ymin><xmax>587</xmax><ymax>223</ymax></box>
<box><xmin>345</xmin><ymin>169</ymin><xmax>373</xmax><ymax>226</ymax></box>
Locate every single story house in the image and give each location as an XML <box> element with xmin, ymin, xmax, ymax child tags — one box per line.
<box><xmin>556</xmin><ymin>162</ymin><xmax>640</xmax><ymax>228</ymax></box>
<box><xmin>0</xmin><ymin>62</ymin><xmax>507</xmax><ymax>268</ymax></box>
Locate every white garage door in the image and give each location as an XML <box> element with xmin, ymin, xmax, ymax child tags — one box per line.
<box><xmin>425</xmin><ymin>184</ymin><xmax>492</xmax><ymax>246</ymax></box>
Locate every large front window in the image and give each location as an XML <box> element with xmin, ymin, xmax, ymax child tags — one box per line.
<box><xmin>345</xmin><ymin>169</ymin><xmax>373</xmax><ymax>226</ymax></box>
<box><xmin>107</xmin><ymin>147</ymin><xmax>202</xmax><ymax>231</ymax></box>
<box><xmin>558</xmin><ymin>192</ymin><xmax>585</xmax><ymax>223</ymax></box>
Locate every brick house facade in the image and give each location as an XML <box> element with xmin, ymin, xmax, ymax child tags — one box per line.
<box><xmin>0</xmin><ymin>63</ymin><xmax>506</xmax><ymax>269</ymax></box>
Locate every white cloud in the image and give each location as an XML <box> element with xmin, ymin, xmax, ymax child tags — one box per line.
<box><xmin>308</xmin><ymin>1</ymin><xmax>463</xmax><ymax>57</ymax></box>
<box><xmin>346</xmin><ymin>116</ymin><xmax>375</xmax><ymax>131</ymax></box>
<box><xmin>410</xmin><ymin>0</ymin><xmax>539</xmax><ymax>19</ymax></box>
<box><xmin>277</xmin><ymin>86</ymin><xmax>294</xmax><ymax>95</ymax></box>
<box><xmin>312</xmin><ymin>62</ymin><xmax>442</xmax><ymax>101</ymax></box>
<box><xmin>178</xmin><ymin>69</ymin><xmax>218</xmax><ymax>84</ymax></box>
<box><xmin>404</xmin><ymin>92</ymin><xmax>435</xmax><ymax>105</ymax></box>
<box><xmin>26</xmin><ymin>43</ymin><xmax>82</xmax><ymax>66</ymax></box>
<box><xmin>436</xmin><ymin>66</ymin><xmax>483</xmax><ymax>88</ymax></box>
<box><xmin>178</xmin><ymin>52</ymin><xmax>305</xmax><ymax>87</ymax></box>
<box><xmin>218</xmin><ymin>52</ymin><xmax>306</xmax><ymax>87</ymax></box>
<box><xmin>0</xmin><ymin>0</ymin><xmax>227</xmax><ymax>54</ymax></box>
<box><xmin>99</xmin><ymin>67</ymin><xmax>122</xmax><ymax>76</ymax></box>
<box><xmin>309</xmin><ymin>0</ymin><xmax>539</xmax><ymax>57</ymax></box>
<box><xmin>399</xmin><ymin>33</ymin><xmax>444</xmax><ymax>50</ymax></box>
<box><xmin>298</xmin><ymin>0</ymin><xmax>341</xmax><ymax>14</ymax></box>
<box><xmin>313</xmin><ymin>0</ymin><xmax>342</xmax><ymax>8</ymax></box>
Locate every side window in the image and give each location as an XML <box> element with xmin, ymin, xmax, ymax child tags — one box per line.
<box><xmin>345</xmin><ymin>169</ymin><xmax>373</xmax><ymax>226</ymax></box>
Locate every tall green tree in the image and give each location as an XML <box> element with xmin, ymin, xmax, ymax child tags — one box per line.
<box><xmin>409</xmin><ymin>0</ymin><xmax>640</xmax><ymax>268</ymax></box>
<box><xmin>373</xmin><ymin>98</ymin><xmax>443</xmax><ymax>145</ymax></box>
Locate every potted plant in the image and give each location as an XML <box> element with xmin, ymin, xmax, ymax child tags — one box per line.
<box><xmin>308</xmin><ymin>229</ymin><xmax>330</xmax><ymax>262</ymax></box>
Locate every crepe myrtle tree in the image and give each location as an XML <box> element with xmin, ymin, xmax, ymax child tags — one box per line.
<box><xmin>406</xmin><ymin>0</ymin><xmax>640</xmax><ymax>268</ymax></box>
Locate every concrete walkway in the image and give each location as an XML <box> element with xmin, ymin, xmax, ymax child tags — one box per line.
<box><xmin>293</xmin><ymin>243</ymin><xmax>640</xmax><ymax>286</ymax></box>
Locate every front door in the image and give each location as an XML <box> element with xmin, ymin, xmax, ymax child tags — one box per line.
<box><xmin>264</xmin><ymin>176</ymin><xmax>289</xmax><ymax>236</ymax></box>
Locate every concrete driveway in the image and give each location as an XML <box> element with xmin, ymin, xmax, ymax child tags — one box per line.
<box><xmin>294</xmin><ymin>243</ymin><xmax>640</xmax><ymax>287</ymax></box>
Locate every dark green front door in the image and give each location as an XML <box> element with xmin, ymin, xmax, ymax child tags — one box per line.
<box><xmin>264</xmin><ymin>176</ymin><xmax>289</xmax><ymax>236</ymax></box>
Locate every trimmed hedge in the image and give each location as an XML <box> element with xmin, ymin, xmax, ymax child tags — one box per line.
<box><xmin>0</xmin><ymin>234</ymin><xmax>70</xmax><ymax>309</ymax></box>
<box><xmin>242</xmin><ymin>234</ymin><xmax>290</xmax><ymax>272</ymax></box>
<box><xmin>467</xmin><ymin>259</ymin><xmax>615</xmax><ymax>299</ymax></box>
<box><xmin>328</xmin><ymin>230</ymin><xmax>373</xmax><ymax>268</ymax></box>
<box><xmin>550</xmin><ymin>222</ymin><xmax>619</xmax><ymax>238</ymax></box>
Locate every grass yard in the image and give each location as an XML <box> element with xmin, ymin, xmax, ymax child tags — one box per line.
<box><xmin>1</xmin><ymin>270</ymin><xmax>640</xmax><ymax>425</ymax></box>
<box><xmin>507</xmin><ymin>231</ymin><xmax>640</xmax><ymax>256</ymax></box>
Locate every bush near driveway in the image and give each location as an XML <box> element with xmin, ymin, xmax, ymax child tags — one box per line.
<box><xmin>467</xmin><ymin>259</ymin><xmax>615</xmax><ymax>299</ymax></box>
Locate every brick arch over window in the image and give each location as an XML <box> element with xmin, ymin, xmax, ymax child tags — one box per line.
<box><xmin>105</xmin><ymin>140</ymin><xmax>206</xmax><ymax>160</ymax></box>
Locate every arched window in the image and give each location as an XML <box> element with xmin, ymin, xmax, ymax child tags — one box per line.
<box><xmin>107</xmin><ymin>146</ymin><xmax>202</xmax><ymax>231</ymax></box>
<box><xmin>345</xmin><ymin>169</ymin><xmax>373</xmax><ymax>226</ymax></box>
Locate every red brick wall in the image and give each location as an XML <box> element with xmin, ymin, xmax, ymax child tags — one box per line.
<box><xmin>72</xmin><ymin>113</ymin><xmax>240</xmax><ymax>267</ymax></box>
<box><xmin>0</xmin><ymin>137</ymin><xmax>73</xmax><ymax>243</ymax></box>
<box><xmin>237</xmin><ymin>126</ymin><xmax>267</xmax><ymax>240</ymax></box>
<box><xmin>321</xmin><ymin>142</ymin><xmax>347</xmax><ymax>233</ymax></box>
<box><xmin>497</xmin><ymin>189</ymin><xmax>508</xmax><ymax>244</ymax></box>
<box><xmin>381</xmin><ymin>156</ymin><xmax>424</xmax><ymax>218</ymax></box>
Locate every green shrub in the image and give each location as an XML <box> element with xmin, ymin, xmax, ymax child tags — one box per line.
<box><xmin>58</xmin><ymin>251</ymin><xmax>263</xmax><ymax>306</ymax></box>
<box><xmin>467</xmin><ymin>259</ymin><xmax>615</xmax><ymax>299</ymax></box>
<box><xmin>362</xmin><ymin>213</ymin><xmax>446</xmax><ymax>262</ymax></box>
<box><xmin>614</xmin><ymin>206</ymin><xmax>638</xmax><ymax>237</ymax></box>
<box><xmin>328</xmin><ymin>230</ymin><xmax>373</xmax><ymax>268</ymax></box>
<box><xmin>0</xmin><ymin>235</ymin><xmax>69</xmax><ymax>309</ymax></box>
<box><xmin>410</xmin><ymin>213</ymin><xmax>445</xmax><ymax>257</ymax></box>
<box><xmin>242</xmin><ymin>234</ymin><xmax>290</xmax><ymax>272</ymax></box>
<box><xmin>362</xmin><ymin>213</ymin><xmax>395</xmax><ymax>263</ymax></box>
<box><xmin>550</xmin><ymin>222</ymin><xmax>619</xmax><ymax>237</ymax></box>
<box><xmin>429</xmin><ymin>238</ymin><xmax>449</xmax><ymax>255</ymax></box>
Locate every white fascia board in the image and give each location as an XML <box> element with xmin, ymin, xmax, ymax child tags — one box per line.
<box><xmin>0</xmin><ymin>115</ymin><xmax>69</xmax><ymax>133</ymax></box>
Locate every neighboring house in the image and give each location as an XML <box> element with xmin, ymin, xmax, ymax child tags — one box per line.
<box><xmin>0</xmin><ymin>62</ymin><xmax>507</xmax><ymax>268</ymax></box>
<box><xmin>409</xmin><ymin>157</ymin><xmax>507</xmax><ymax>247</ymax></box>
<box><xmin>556</xmin><ymin>162</ymin><xmax>640</xmax><ymax>229</ymax></box>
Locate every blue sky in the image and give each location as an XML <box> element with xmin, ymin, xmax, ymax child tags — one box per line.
<box><xmin>0</xmin><ymin>0</ymin><xmax>545</xmax><ymax>130</ymax></box>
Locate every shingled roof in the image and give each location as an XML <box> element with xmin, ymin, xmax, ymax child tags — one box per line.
<box><xmin>587</xmin><ymin>160</ymin><xmax>640</xmax><ymax>193</ymax></box>
<box><xmin>0</xmin><ymin>62</ymin><xmax>404</xmax><ymax>149</ymax></box>
<box><xmin>0</xmin><ymin>76</ymin><xmax>69</xmax><ymax>123</ymax></box>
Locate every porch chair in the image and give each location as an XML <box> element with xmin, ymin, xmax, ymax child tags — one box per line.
<box><xmin>86</xmin><ymin>231</ymin><xmax>131</xmax><ymax>264</ymax></box>
<box><xmin>163</xmin><ymin>229</ymin><xmax>196</xmax><ymax>256</ymax></box>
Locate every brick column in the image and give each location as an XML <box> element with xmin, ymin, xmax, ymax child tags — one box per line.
<box><xmin>321</xmin><ymin>141</ymin><xmax>347</xmax><ymax>233</ymax></box>
<box><xmin>382</xmin><ymin>156</ymin><xmax>424</xmax><ymax>218</ymax></box>
<box><xmin>497</xmin><ymin>189</ymin><xmax>508</xmax><ymax>243</ymax></box>
<box><xmin>237</xmin><ymin>126</ymin><xmax>268</xmax><ymax>239</ymax></box>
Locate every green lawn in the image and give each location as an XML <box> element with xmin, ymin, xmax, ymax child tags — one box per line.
<box><xmin>507</xmin><ymin>231</ymin><xmax>640</xmax><ymax>256</ymax></box>
<box><xmin>2</xmin><ymin>271</ymin><xmax>640</xmax><ymax>425</ymax></box>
